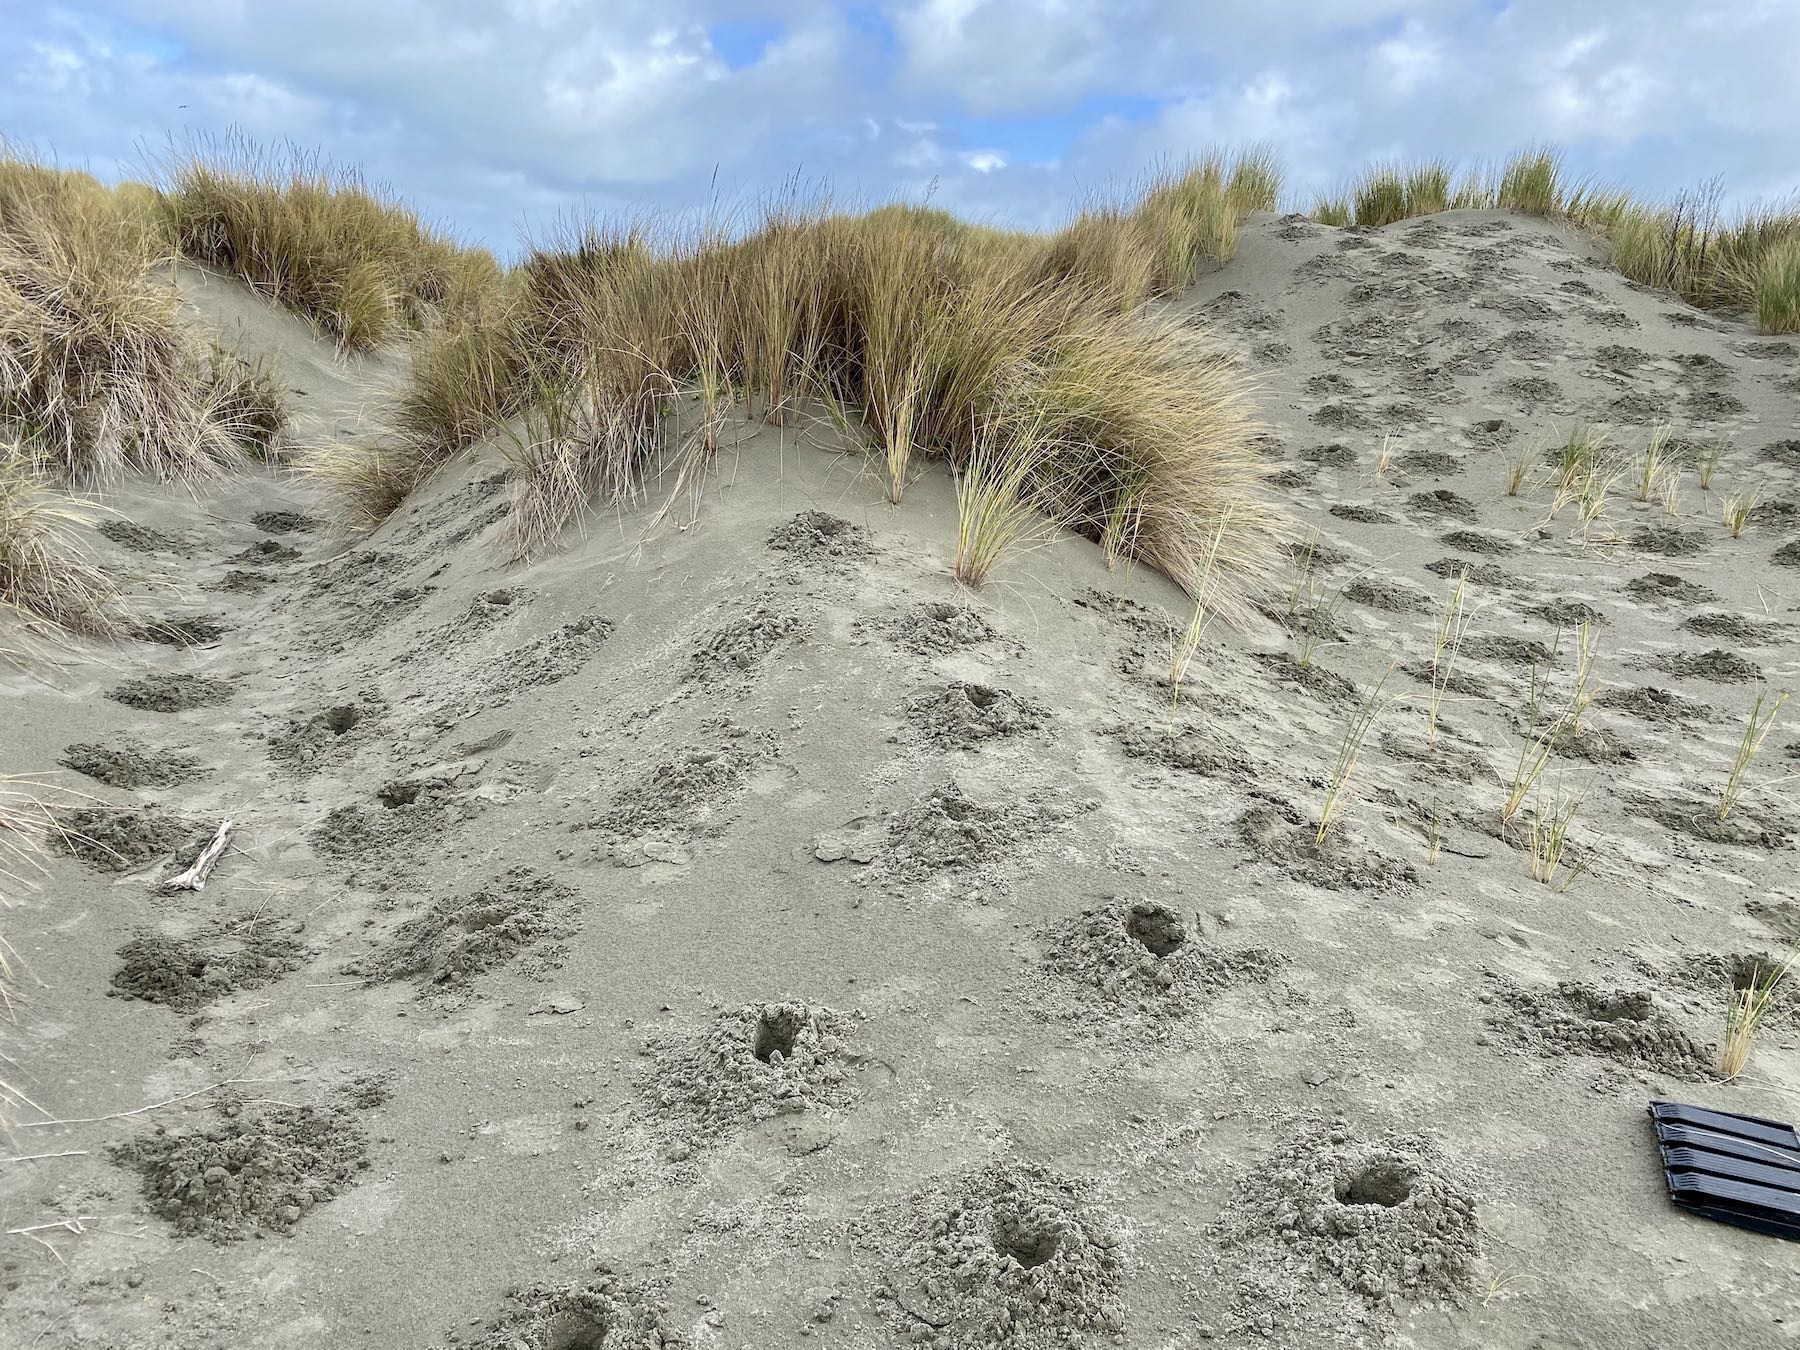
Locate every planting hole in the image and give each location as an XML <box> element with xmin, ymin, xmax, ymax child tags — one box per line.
<box><xmin>1336</xmin><ymin>1159</ymin><xmax>1414</xmax><ymax>1208</ymax></box>
<box><xmin>991</xmin><ymin>1210</ymin><xmax>1062</xmax><ymax>1269</ymax></box>
<box><xmin>378</xmin><ymin>781</ymin><xmax>422</xmax><ymax>809</ymax></box>
<box><xmin>1570</xmin><ymin>988</ymin><xmax>1651</xmax><ymax>1023</ymax></box>
<box><xmin>322</xmin><ymin>706</ymin><xmax>361</xmax><ymax>735</ymax></box>
<box><xmin>752</xmin><ymin>1008</ymin><xmax>801</xmax><ymax>1063</ymax></box>
<box><xmin>545</xmin><ymin>1312</ymin><xmax>611</xmax><ymax>1350</ymax></box>
<box><xmin>1125</xmin><ymin>904</ymin><xmax>1187</xmax><ymax>958</ymax></box>
<box><xmin>963</xmin><ymin>684</ymin><xmax>1000</xmax><ymax>710</ymax></box>
<box><xmin>481</xmin><ymin>589</ymin><xmax>515</xmax><ymax>607</ymax></box>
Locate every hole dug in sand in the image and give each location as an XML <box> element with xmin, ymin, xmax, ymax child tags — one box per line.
<box><xmin>1479</xmin><ymin>975</ymin><xmax>1713</xmax><ymax>1079</ymax></box>
<box><xmin>1335</xmin><ymin>1157</ymin><xmax>1416</xmax><ymax>1208</ymax></box>
<box><xmin>752</xmin><ymin>1005</ymin><xmax>802</xmax><ymax>1063</ymax></box>
<box><xmin>1040</xmin><ymin>898</ymin><xmax>1283</xmax><ymax>1020</ymax></box>
<box><xmin>1215</xmin><ymin>1123</ymin><xmax>1479</xmax><ymax>1309</ymax></box>
<box><xmin>874</xmin><ymin>1163</ymin><xmax>1125</xmax><ymax>1347</ymax></box>
<box><xmin>450</xmin><ymin>1273</ymin><xmax>680</xmax><ymax>1350</ymax></box>
<box><xmin>322</xmin><ymin>705</ymin><xmax>362</xmax><ymax>735</ymax></box>
<box><xmin>354</xmin><ymin>867</ymin><xmax>576</xmax><ymax>993</ymax></box>
<box><xmin>902</xmin><ymin>681</ymin><xmax>1049</xmax><ymax>749</ymax></box>
<box><xmin>543</xmin><ymin>1310</ymin><xmax>610</xmax><ymax>1350</ymax></box>
<box><xmin>111</xmin><ymin>1085</ymin><xmax>378</xmax><ymax>1241</ymax></box>
<box><xmin>990</xmin><ymin>1204</ymin><xmax>1065</xmax><ymax>1269</ymax></box>
<box><xmin>377</xmin><ymin>779</ymin><xmax>423</xmax><ymax>808</ymax></box>
<box><xmin>1124</xmin><ymin>902</ymin><xmax>1188</xmax><ymax>958</ymax></box>
<box><xmin>643</xmin><ymin>1002</ymin><xmax>857</xmax><ymax>1145</ymax></box>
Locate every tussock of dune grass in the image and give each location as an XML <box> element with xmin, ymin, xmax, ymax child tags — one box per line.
<box><xmin>1309</xmin><ymin>147</ymin><xmax>1800</xmax><ymax>332</ymax></box>
<box><xmin>1</xmin><ymin>155</ymin><xmax>241</xmax><ymax>486</ymax></box>
<box><xmin>161</xmin><ymin>139</ymin><xmax>500</xmax><ymax>352</ymax></box>
<box><xmin>0</xmin><ymin>445</ymin><xmax>120</xmax><ymax>635</ymax></box>
<box><xmin>324</xmin><ymin>150</ymin><xmax>1287</xmax><ymax>615</ymax></box>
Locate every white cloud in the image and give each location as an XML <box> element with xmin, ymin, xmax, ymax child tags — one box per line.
<box><xmin>0</xmin><ymin>1</ymin><xmax>1794</xmax><ymax>251</ymax></box>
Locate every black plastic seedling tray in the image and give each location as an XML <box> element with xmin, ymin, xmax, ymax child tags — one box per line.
<box><xmin>1649</xmin><ymin>1100</ymin><xmax>1800</xmax><ymax>1240</ymax></box>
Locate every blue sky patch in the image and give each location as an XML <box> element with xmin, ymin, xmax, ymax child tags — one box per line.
<box><xmin>707</xmin><ymin>18</ymin><xmax>784</xmax><ymax>71</ymax></box>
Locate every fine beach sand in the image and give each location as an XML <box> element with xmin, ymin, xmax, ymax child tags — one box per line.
<box><xmin>4</xmin><ymin>207</ymin><xmax>1799</xmax><ymax>1348</ymax></box>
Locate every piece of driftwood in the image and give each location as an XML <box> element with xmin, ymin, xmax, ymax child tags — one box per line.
<box><xmin>165</xmin><ymin>820</ymin><xmax>233</xmax><ymax>892</ymax></box>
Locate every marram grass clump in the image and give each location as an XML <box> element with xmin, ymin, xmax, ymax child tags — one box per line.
<box><xmin>1</xmin><ymin>154</ymin><xmax>240</xmax><ymax>484</ymax></box>
<box><xmin>321</xmin><ymin>165</ymin><xmax>1286</xmax><ymax>617</ymax></box>
<box><xmin>161</xmin><ymin>139</ymin><xmax>498</xmax><ymax>351</ymax></box>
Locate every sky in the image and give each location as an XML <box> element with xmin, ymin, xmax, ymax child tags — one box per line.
<box><xmin>3</xmin><ymin>1</ymin><xmax>1796</xmax><ymax>258</ymax></box>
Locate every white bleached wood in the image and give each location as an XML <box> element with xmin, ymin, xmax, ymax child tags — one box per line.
<box><xmin>165</xmin><ymin>820</ymin><xmax>233</xmax><ymax>892</ymax></box>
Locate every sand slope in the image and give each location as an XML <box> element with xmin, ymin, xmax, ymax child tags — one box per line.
<box><xmin>3</xmin><ymin>213</ymin><xmax>1799</xmax><ymax>1349</ymax></box>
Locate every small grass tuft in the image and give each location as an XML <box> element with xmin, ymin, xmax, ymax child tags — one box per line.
<box><xmin>1633</xmin><ymin>423</ymin><xmax>1672</xmax><ymax>503</ymax></box>
<box><xmin>1167</xmin><ymin>509</ymin><xmax>1232</xmax><ymax>704</ymax></box>
<box><xmin>1695</xmin><ymin>439</ymin><xmax>1725</xmax><ymax>490</ymax></box>
<box><xmin>1526</xmin><ymin>783</ymin><xmax>1583</xmax><ymax>888</ymax></box>
<box><xmin>1317</xmin><ymin>664</ymin><xmax>1395</xmax><ymax>843</ymax></box>
<box><xmin>952</xmin><ymin>413</ymin><xmax>1056</xmax><ymax>589</ymax></box>
<box><xmin>1425</xmin><ymin>566</ymin><xmax>1470</xmax><ymax>745</ymax></box>
<box><xmin>1721</xmin><ymin>489</ymin><xmax>1759</xmax><ymax>538</ymax></box>
<box><xmin>201</xmin><ymin>343</ymin><xmax>289</xmax><ymax>459</ymax></box>
<box><xmin>1717</xmin><ymin>688</ymin><xmax>1789</xmax><ymax>820</ymax></box>
<box><xmin>1720</xmin><ymin>949</ymin><xmax>1797</xmax><ymax>1082</ymax></box>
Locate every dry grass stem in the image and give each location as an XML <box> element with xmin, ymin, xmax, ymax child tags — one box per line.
<box><xmin>1426</xmin><ymin>566</ymin><xmax>1470</xmax><ymax>745</ymax></box>
<box><xmin>1316</xmin><ymin>663</ymin><xmax>1395</xmax><ymax>844</ymax></box>
<box><xmin>1717</xmin><ymin>688</ymin><xmax>1790</xmax><ymax>820</ymax></box>
<box><xmin>1720</xmin><ymin>949</ymin><xmax>1798</xmax><ymax>1081</ymax></box>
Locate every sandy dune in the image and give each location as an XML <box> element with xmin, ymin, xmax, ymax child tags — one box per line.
<box><xmin>4</xmin><ymin>210</ymin><xmax>1799</xmax><ymax>1349</ymax></box>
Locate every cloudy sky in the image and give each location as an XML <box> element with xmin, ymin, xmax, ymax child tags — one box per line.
<box><xmin>3</xmin><ymin>1</ymin><xmax>1795</xmax><ymax>256</ymax></box>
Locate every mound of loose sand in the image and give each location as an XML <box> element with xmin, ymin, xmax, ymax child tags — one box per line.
<box><xmin>4</xmin><ymin>214</ymin><xmax>1800</xmax><ymax>1350</ymax></box>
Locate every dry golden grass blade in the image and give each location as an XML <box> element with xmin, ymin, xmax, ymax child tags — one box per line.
<box><xmin>1720</xmin><ymin>949</ymin><xmax>1798</xmax><ymax>1081</ymax></box>
<box><xmin>158</xmin><ymin>133</ymin><xmax>497</xmax><ymax>352</ymax></box>
<box><xmin>0</xmin><ymin>449</ymin><xmax>122</xmax><ymax>637</ymax></box>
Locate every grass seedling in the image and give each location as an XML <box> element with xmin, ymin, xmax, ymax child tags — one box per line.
<box><xmin>1575</xmin><ymin>462</ymin><xmax>1618</xmax><ymax>542</ymax></box>
<box><xmin>1654</xmin><ymin>465</ymin><xmax>1682</xmax><ymax>516</ymax></box>
<box><xmin>1567</xmin><ymin>621</ymin><xmax>1601</xmax><ymax>732</ymax></box>
<box><xmin>1633</xmin><ymin>423</ymin><xmax>1672</xmax><ymax>502</ymax></box>
<box><xmin>1425</xmin><ymin>566</ymin><xmax>1470</xmax><ymax>745</ymax></box>
<box><xmin>1316</xmin><ymin>664</ymin><xmax>1394</xmax><ymax>844</ymax></box>
<box><xmin>1425</xmin><ymin>804</ymin><xmax>1445</xmax><ymax>865</ymax></box>
<box><xmin>1696</xmin><ymin>439</ymin><xmax>1725</xmax><ymax>490</ymax></box>
<box><xmin>1526</xmin><ymin>783</ymin><xmax>1582</xmax><ymax>888</ymax></box>
<box><xmin>1719</xmin><ymin>949</ymin><xmax>1798</xmax><ymax>1081</ymax></box>
<box><xmin>1285</xmin><ymin>530</ymin><xmax>1321</xmax><ymax>618</ymax></box>
<box><xmin>1501</xmin><ymin>699</ymin><xmax>1566</xmax><ymax>827</ymax></box>
<box><xmin>1167</xmin><ymin>509</ymin><xmax>1232</xmax><ymax>705</ymax></box>
<box><xmin>1504</xmin><ymin>446</ymin><xmax>1536</xmax><ymax>497</ymax></box>
<box><xmin>1375</xmin><ymin>434</ymin><xmax>1396</xmax><ymax>477</ymax></box>
<box><xmin>1293</xmin><ymin>585</ymin><xmax>1343</xmax><ymax>668</ymax></box>
<box><xmin>1722</xmin><ymin>489</ymin><xmax>1758</xmax><ymax>538</ymax></box>
<box><xmin>1717</xmin><ymin>688</ymin><xmax>1790</xmax><ymax>820</ymax></box>
<box><xmin>1555</xmin><ymin>422</ymin><xmax>1611</xmax><ymax>491</ymax></box>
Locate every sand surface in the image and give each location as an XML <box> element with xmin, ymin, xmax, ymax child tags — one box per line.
<box><xmin>4</xmin><ymin>212</ymin><xmax>1800</xmax><ymax>1348</ymax></box>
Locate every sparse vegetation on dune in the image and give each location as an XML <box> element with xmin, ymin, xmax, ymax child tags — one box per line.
<box><xmin>1308</xmin><ymin>147</ymin><xmax>1800</xmax><ymax>332</ymax></box>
